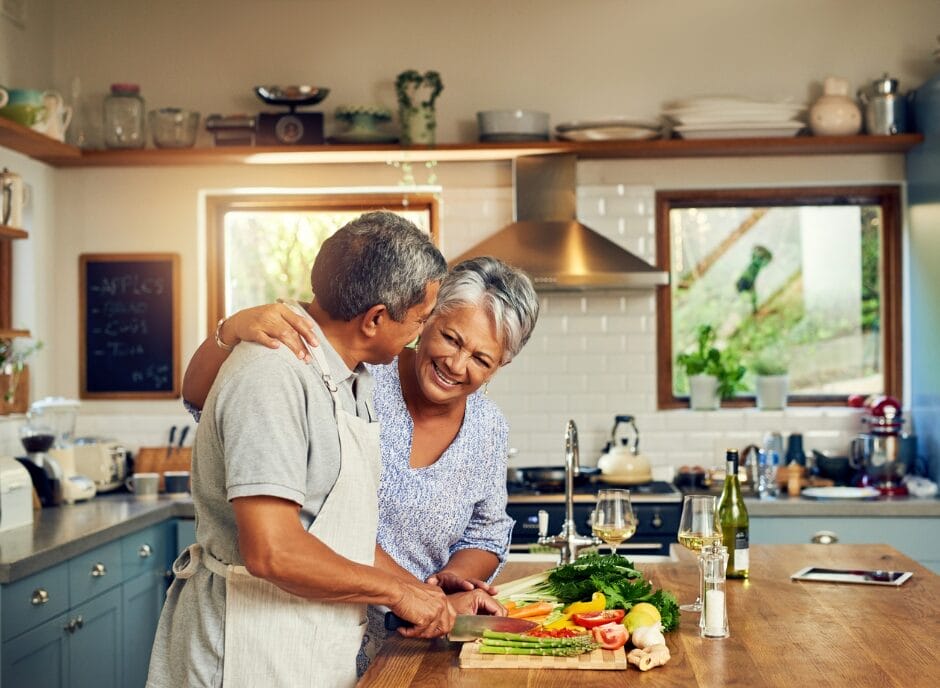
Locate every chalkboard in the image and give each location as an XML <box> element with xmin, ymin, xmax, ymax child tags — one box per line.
<box><xmin>80</xmin><ymin>253</ymin><xmax>180</xmax><ymax>399</ymax></box>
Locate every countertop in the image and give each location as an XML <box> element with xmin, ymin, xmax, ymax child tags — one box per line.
<box><xmin>359</xmin><ymin>544</ymin><xmax>940</xmax><ymax>687</ymax></box>
<box><xmin>3</xmin><ymin>489</ymin><xmax>938</xmax><ymax>584</ymax></box>
<box><xmin>0</xmin><ymin>493</ymin><xmax>194</xmax><ymax>583</ymax></box>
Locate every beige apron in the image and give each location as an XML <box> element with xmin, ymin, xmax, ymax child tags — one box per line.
<box><xmin>176</xmin><ymin>343</ymin><xmax>380</xmax><ymax>688</ymax></box>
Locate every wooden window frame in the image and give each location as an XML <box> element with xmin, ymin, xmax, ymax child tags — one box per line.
<box><xmin>655</xmin><ymin>185</ymin><xmax>902</xmax><ymax>409</ymax></box>
<box><xmin>204</xmin><ymin>193</ymin><xmax>440</xmax><ymax>337</ymax></box>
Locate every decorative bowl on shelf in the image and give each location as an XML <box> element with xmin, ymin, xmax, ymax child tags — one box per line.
<box><xmin>149</xmin><ymin>108</ymin><xmax>200</xmax><ymax>148</ymax></box>
<box><xmin>254</xmin><ymin>85</ymin><xmax>330</xmax><ymax>110</ymax></box>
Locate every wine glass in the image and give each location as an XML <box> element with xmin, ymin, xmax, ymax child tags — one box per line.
<box><xmin>677</xmin><ymin>494</ymin><xmax>721</xmax><ymax>612</ymax></box>
<box><xmin>592</xmin><ymin>489</ymin><xmax>637</xmax><ymax>557</ymax></box>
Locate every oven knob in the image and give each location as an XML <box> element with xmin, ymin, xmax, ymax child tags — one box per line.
<box><xmin>650</xmin><ymin>511</ymin><xmax>663</xmax><ymax>529</ymax></box>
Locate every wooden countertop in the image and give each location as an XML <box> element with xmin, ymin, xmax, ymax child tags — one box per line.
<box><xmin>359</xmin><ymin>544</ymin><xmax>940</xmax><ymax>687</ymax></box>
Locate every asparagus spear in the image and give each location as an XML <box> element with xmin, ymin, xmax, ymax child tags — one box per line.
<box><xmin>478</xmin><ymin>645</ymin><xmax>593</xmax><ymax>657</ymax></box>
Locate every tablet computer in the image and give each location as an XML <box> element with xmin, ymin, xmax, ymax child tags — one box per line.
<box><xmin>790</xmin><ymin>566</ymin><xmax>913</xmax><ymax>586</ymax></box>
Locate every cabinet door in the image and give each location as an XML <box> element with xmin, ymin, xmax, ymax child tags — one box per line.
<box><xmin>1</xmin><ymin>611</ymin><xmax>69</xmax><ymax>688</ymax></box>
<box><xmin>122</xmin><ymin>572</ymin><xmax>166</xmax><ymax>688</ymax></box>
<box><xmin>68</xmin><ymin>586</ymin><xmax>123</xmax><ymax>688</ymax></box>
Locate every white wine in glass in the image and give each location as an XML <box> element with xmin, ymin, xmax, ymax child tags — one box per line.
<box><xmin>592</xmin><ymin>489</ymin><xmax>637</xmax><ymax>556</ymax></box>
<box><xmin>677</xmin><ymin>494</ymin><xmax>721</xmax><ymax>613</ymax></box>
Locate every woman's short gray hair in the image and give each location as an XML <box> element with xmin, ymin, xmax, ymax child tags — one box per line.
<box><xmin>435</xmin><ymin>256</ymin><xmax>540</xmax><ymax>364</ymax></box>
<box><xmin>311</xmin><ymin>211</ymin><xmax>447</xmax><ymax>321</ymax></box>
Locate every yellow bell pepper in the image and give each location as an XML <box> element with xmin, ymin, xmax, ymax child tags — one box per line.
<box><xmin>562</xmin><ymin>591</ymin><xmax>606</xmax><ymax>615</ymax></box>
<box><xmin>543</xmin><ymin>613</ymin><xmax>573</xmax><ymax>630</ymax></box>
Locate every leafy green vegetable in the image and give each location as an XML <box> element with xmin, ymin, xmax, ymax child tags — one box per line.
<box><xmin>533</xmin><ymin>553</ymin><xmax>681</xmax><ymax>632</ymax></box>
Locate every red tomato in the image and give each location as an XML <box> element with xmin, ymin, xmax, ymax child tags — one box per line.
<box><xmin>571</xmin><ymin>609</ymin><xmax>626</xmax><ymax>629</ymax></box>
<box><xmin>592</xmin><ymin>622</ymin><xmax>628</xmax><ymax>650</ymax></box>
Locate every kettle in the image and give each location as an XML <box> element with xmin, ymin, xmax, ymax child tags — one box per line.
<box><xmin>1</xmin><ymin>168</ymin><xmax>29</xmax><ymax>229</ymax></box>
<box><xmin>31</xmin><ymin>91</ymin><xmax>72</xmax><ymax>142</ymax></box>
<box><xmin>597</xmin><ymin>414</ymin><xmax>652</xmax><ymax>484</ymax></box>
<box><xmin>858</xmin><ymin>73</ymin><xmax>909</xmax><ymax>135</ymax></box>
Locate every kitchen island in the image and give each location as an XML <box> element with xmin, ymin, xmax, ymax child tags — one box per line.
<box><xmin>359</xmin><ymin>544</ymin><xmax>940</xmax><ymax>687</ymax></box>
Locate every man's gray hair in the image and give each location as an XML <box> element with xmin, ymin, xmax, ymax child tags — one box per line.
<box><xmin>311</xmin><ymin>211</ymin><xmax>447</xmax><ymax>321</ymax></box>
<box><xmin>435</xmin><ymin>256</ymin><xmax>540</xmax><ymax>364</ymax></box>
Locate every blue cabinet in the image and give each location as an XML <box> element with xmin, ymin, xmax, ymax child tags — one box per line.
<box><xmin>1</xmin><ymin>611</ymin><xmax>69</xmax><ymax>688</ymax></box>
<box><xmin>122</xmin><ymin>574</ymin><xmax>164</xmax><ymax>688</ymax></box>
<box><xmin>68</xmin><ymin>587</ymin><xmax>123</xmax><ymax>688</ymax></box>
<box><xmin>1</xmin><ymin>519</ymin><xmax>179</xmax><ymax>688</ymax></box>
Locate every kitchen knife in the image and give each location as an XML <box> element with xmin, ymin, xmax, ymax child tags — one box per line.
<box><xmin>166</xmin><ymin>426</ymin><xmax>176</xmax><ymax>459</ymax></box>
<box><xmin>384</xmin><ymin>612</ymin><xmax>539</xmax><ymax>642</ymax></box>
<box><xmin>177</xmin><ymin>426</ymin><xmax>190</xmax><ymax>449</ymax></box>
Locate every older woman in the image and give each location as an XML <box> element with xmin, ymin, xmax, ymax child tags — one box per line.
<box><xmin>182</xmin><ymin>257</ymin><xmax>539</xmax><ymax>665</ymax></box>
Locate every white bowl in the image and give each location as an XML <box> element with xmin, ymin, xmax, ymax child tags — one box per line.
<box><xmin>477</xmin><ymin>109</ymin><xmax>549</xmax><ymax>141</ymax></box>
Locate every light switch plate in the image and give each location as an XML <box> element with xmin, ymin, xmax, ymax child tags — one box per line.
<box><xmin>2</xmin><ymin>0</ymin><xmax>26</xmax><ymax>27</ymax></box>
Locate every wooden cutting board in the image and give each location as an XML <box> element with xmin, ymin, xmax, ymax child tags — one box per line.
<box><xmin>134</xmin><ymin>447</ymin><xmax>192</xmax><ymax>491</ymax></box>
<box><xmin>458</xmin><ymin>642</ymin><xmax>626</xmax><ymax>670</ymax></box>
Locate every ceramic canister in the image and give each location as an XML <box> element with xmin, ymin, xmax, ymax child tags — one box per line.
<box><xmin>1</xmin><ymin>168</ymin><xmax>29</xmax><ymax>228</ymax></box>
<box><xmin>809</xmin><ymin>77</ymin><xmax>862</xmax><ymax>136</ymax></box>
<box><xmin>0</xmin><ymin>88</ymin><xmax>47</xmax><ymax>127</ymax></box>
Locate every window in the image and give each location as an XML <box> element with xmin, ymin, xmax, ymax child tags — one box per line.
<box><xmin>205</xmin><ymin>193</ymin><xmax>439</xmax><ymax>333</ymax></box>
<box><xmin>655</xmin><ymin>186</ymin><xmax>902</xmax><ymax>408</ymax></box>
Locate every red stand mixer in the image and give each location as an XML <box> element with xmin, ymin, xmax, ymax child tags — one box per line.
<box><xmin>851</xmin><ymin>395</ymin><xmax>910</xmax><ymax>496</ymax></box>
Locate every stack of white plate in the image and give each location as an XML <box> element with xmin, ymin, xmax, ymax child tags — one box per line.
<box><xmin>555</xmin><ymin>116</ymin><xmax>662</xmax><ymax>141</ymax></box>
<box><xmin>663</xmin><ymin>97</ymin><xmax>807</xmax><ymax>139</ymax></box>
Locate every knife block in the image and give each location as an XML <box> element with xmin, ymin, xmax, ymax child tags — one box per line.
<box><xmin>134</xmin><ymin>447</ymin><xmax>192</xmax><ymax>492</ymax></box>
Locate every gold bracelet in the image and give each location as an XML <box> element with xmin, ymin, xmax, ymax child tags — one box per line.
<box><xmin>214</xmin><ymin>318</ymin><xmax>235</xmax><ymax>352</ymax></box>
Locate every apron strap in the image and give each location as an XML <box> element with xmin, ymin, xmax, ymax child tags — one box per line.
<box><xmin>172</xmin><ymin>542</ymin><xmax>248</xmax><ymax>579</ymax></box>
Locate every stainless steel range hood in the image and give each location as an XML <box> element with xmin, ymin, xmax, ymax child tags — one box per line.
<box><xmin>452</xmin><ymin>155</ymin><xmax>668</xmax><ymax>290</ymax></box>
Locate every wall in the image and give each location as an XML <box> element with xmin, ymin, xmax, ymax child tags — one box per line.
<box><xmin>0</xmin><ymin>1</ymin><xmax>933</xmax><ymax>470</ymax></box>
<box><xmin>45</xmin><ymin>1</ymin><xmax>940</xmax><ymax>144</ymax></box>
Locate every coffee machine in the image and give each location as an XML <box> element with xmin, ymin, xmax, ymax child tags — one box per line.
<box><xmin>852</xmin><ymin>395</ymin><xmax>910</xmax><ymax>496</ymax></box>
<box><xmin>18</xmin><ymin>419</ymin><xmax>64</xmax><ymax>506</ymax></box>
<box><xmin>24</xmin><ymin>397</ymin><xmax>96</xmax><ymax>504</ymax></box>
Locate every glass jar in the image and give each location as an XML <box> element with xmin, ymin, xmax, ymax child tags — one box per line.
<box><xmin>104</xmin><ymin>83</ymin><xmax>145</xmax><ymax>148</ymax></box>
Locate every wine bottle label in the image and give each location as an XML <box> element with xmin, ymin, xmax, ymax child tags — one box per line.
<box><xmin>734</xmin><ymin>530</ymin><xmax>749</xmax><ymax>570</ymax></box>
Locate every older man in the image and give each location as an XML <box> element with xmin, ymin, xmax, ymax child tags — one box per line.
<box><xmin>147</xmin><ymin>212</ymin><xmax>457</xmax><ymax>688</ymax></box>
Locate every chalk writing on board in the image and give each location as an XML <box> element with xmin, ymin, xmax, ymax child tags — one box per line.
<box><xmin>81</xmin><ymin>255</ymin><xmax>178</xmax><ymax>398</ymax></box>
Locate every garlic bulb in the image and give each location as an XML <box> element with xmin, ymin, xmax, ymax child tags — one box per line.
<box><xmin>630</xmin><ymin>623</ymin><xmax>665</xmax><ymax>650</ymax></box>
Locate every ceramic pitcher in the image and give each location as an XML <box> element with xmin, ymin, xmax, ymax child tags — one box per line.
<box><xmin>0</xmin><ymin>87</ymin><xmax>8</xmax><ymax>110</ymax></box>
<box><xmin>31</xmin><ymin>91</ymin><xmax>71</xmax><ymax>141</ymax></box>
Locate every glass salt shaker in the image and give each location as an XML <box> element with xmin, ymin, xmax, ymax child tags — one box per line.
<box><xmin>700</xmin><ymin>542</ymin><xmax>729</xmax><ymax>638</ymax></box>
<box><xmin>104</xmin><ymin>83</ymin><xmax>146</xmax><ymax>149</ymax></box>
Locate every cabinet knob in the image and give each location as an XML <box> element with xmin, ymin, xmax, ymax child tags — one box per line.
<box><xmin>74</xmin><ymin>615</ymin><xmax>84</xmax><ymax>630</ymax></box>
<box><xmin>811</xmin><ymin>530</ymin><xmax>839</xmax><ymax>545</ymax></box>
<box><xmin>91</xmin><ymin>562</ymin><xmax>108</xmax><ymax>577</ymax></box>
<box><xmin>650</xmin><ymin>511</ymin><xmax>663</xmax><ymax>529</ymax></box>
<box><xmin>139</xmin><ymin>544</ymin><xmax>153</xmax><ymax>558</ymax></box>
<box><xmin>31</xmin><ymin>588</ymin><xmax>50</xmax><ymax>606</ymax></box>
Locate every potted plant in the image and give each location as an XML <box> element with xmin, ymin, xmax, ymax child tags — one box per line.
<box><xmin>676</xmin><ymin>325</ymin><xmax>746</xmax><ymax>410</ymax></box>
<box><xmin>334</xmin><ymin>105</ymin><xmax>393</xmax><ymax>141</ymax></box>
<box><xmin>0</xmin><ymin>337</ymin><xmax>42</xmax><ymax>415</ymax></box>
<box><xmin>395</xmin><ymin>70</ymin><xmax>443</xmax><ymax>145</ymax></box>
<box><xmin>752</xmin><ymin>351</ymin><xmax>789</xmax><ymax>411</ymax></box>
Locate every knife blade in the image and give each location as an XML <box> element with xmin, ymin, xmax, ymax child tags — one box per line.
<box><xmin>384</xmin><ymin>612</ymin><xmax>539</xmax><ymax>642</ymax></box>
<box><xmin>166</xmin><ymin>426</ymin><xmax>176</xmax><ymax>459</ymax></box>
<box><xmin>177</xmin><ymin>426</ymin><xmax>190</xmax><ymax>449</ymax></box>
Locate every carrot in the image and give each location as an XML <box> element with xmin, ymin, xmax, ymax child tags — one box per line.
<box><xmin>507</xmin><ymin>602</ymin><xmax>555</xmax><ymax>619</ymax></box>
<box><xmin>503</xmin><ymin>600</ymin><xmax>517</xmax><ymax>612</ymax></box>
<box><xmin>523</xmin><ymin>614</ymin><xmax>551</xmax><ymax>625</ymax></box>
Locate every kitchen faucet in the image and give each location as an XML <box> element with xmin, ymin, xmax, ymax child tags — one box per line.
<box><xmin>537</xmin><ymin>419</ymin><xmax>601</xmax><ymax>565</ymax></box>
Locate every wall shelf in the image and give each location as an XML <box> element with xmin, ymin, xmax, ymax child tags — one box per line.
<box><xmin>0</xmin><ymin>117</ymin><xmax>81</xmax><ymax>161</ymax></box>
<box><xmin>0</xmin><ymin>114</ymin><xmax>924</xmax><ymax>167</ymax></box>
<box><xmin>0</xmin><ymin>225</ymin><xmax>29</xmax><ymax>240</ymax></box>
<box><xmin>0</xmin><ymin>329</ymin><xmax>31</xmax><ymax>339</ymax></box>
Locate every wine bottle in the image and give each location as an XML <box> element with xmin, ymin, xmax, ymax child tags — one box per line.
<box><xmin>718</xmin><ymin>449</ymin><xmax>749</xmax><ymax>579</ymax></box>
